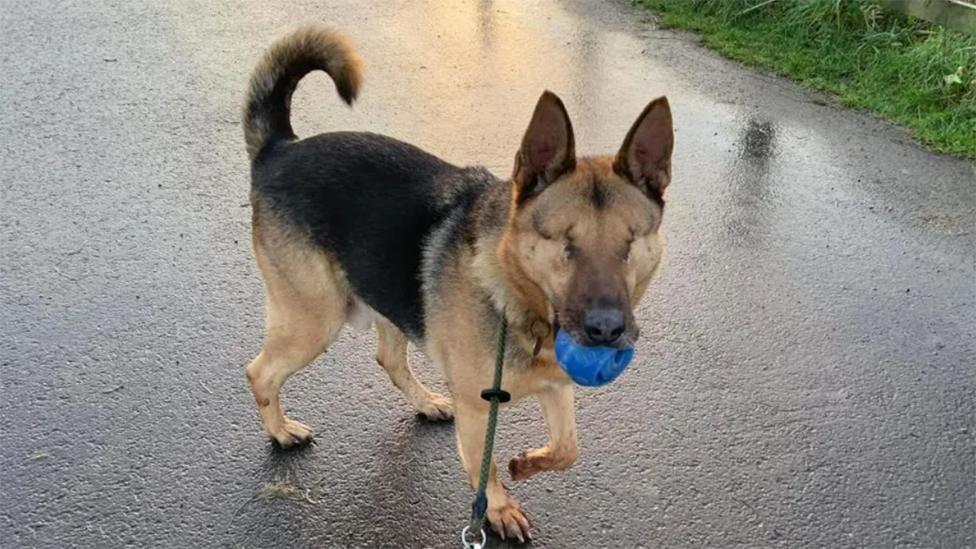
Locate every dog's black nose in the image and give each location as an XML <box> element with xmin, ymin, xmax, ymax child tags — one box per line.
<box><xmin>582</xmin><ymin>307</ymin><xmax>626</xmax><ymax>346</ymax></box>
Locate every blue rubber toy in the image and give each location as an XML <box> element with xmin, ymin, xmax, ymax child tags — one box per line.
<box><xmin>554</xmin><ymin>329</ymin><xmax>635</xmax><ymax>387</ymax></box>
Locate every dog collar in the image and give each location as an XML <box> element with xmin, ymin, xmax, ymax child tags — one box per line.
<box><xmin>528</xmin><ymin>318</ymin><xmax>551</xmax><ymax>357</ymax></box>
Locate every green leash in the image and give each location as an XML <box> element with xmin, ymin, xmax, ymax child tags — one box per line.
<box><xmin>461</xmin><ymin>316</ymin><xmax>510</xmax><ymax>549</ymax></box>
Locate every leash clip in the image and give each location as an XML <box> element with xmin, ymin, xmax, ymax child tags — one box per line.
<box><xmin>460</xmin><ymin>525</ymin><xmax>486</xmax><ymax>549</ymax></box>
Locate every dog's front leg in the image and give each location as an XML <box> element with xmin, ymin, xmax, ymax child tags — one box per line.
<box><xmin>454</xmin><ymin>399</ymin><xmax>532</xmax><ymax>542</ymax></box>
<box><xmin>508</xmin><ymin>383</ymin><xmax>578</xmax><ymax>481</ymax></box>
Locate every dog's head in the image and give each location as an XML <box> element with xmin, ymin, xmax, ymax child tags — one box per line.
<box><xmin>499</xmin><ymin>91</ymin><xmax>673</xmax><ymax>348</ymax></box>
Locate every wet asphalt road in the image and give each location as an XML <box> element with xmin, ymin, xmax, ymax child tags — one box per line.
<box><xmin>2</xmin><ymin>1</ymin><xmax>975</xmax><ymax>548</ymax></box>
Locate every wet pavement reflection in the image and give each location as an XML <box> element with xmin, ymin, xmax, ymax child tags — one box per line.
<box><xmin>1</xmin><ymin>0</ymin><xmax>973</xmax><ymax>548</ymax></box>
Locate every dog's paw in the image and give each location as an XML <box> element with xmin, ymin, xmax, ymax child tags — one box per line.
<box><xmin>267</xmin><ymin>417</ymin><xmax>314</xmax><ymax>448</ymax></box>
<box><xmin>415</xmin><ymin>393</ymin><xmax>454</xmax><ymax>421</ymax></box>
<box><xmin>508</xmin><ymin>445</ymin><xmax>576</xmax><ymax>481</ymax></box>
<box><xmin>487</xmin><ymin>496</ymin><xmax>532</xmax><ymax>543</ymax></box>
<box><xmin>508</xmin><ymin>451</ymin><xmax>541</xmax><ymax>481</ymax></box>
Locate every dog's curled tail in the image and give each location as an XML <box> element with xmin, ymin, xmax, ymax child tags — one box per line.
<box><xmin>243</xmin><ymin>26</ymin><xmax>363</xmax><ymax>161</ymax></box>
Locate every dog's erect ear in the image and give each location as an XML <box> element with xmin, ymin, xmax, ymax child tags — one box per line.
<box><xmin>613</xmin><ymin>96</ymin><xmax>673</xmax><ymax>199</ymax></box>
<box><xmin>513</xmin><ymin>91</ymin><xmax>576</xmax><ymax>203</ymax></box>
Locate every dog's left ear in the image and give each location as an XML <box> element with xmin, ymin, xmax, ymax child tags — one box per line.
<box><xmin>613</xmin><ymin>97</ymin><xmax>673</xmax><ymax>198</ymax></box>
<box><xmin>513</xmin><ymin>91</ymin><xmax>576</xmax><ymax>203</ymax></box>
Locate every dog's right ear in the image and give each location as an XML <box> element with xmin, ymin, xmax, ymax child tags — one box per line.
<box><xmin>513</xmin><ymin>91</ymin><xmax>576</xmax><ymax>204</ymax></box>
<box><xmin>613</xmin><ymin>96</ymin><xmax>673</xmax><ymax>199</ymax></box>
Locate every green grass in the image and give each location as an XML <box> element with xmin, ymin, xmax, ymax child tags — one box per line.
<box><xmin>638</xmin><ymin>0</ymin><xmax>976</xmax><ymax>158</ymax></box>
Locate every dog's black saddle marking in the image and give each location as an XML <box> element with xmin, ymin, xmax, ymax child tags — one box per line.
<box><xmin>253</xmin><ymin>131</ymin><xmax>495</xmax><ymax>341</ymax></box>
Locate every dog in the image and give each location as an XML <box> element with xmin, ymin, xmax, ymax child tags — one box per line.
<box><xmin>242</xmin><ymin>26</ymin><xmax>673</xmax><ymax>542</ymax></box>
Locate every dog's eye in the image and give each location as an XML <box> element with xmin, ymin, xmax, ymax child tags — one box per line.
<box><xmin>622</xmin><ymin>239</ymin><xmax>634</xmax><ymax>263</ymax></box>
<box><xmin>562</xmin><ymin>243</ymin><xmax>577</xmax><ymax>262</ymax></box>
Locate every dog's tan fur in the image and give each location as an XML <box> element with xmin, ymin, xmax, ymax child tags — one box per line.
<box><xmin>242</xmin><ymin>28</ymin><xmax>673</xmax><ymax>541</ymax></box>
<box><xmin>425</xmin><ymin>131</ymin><xmax>671</xmax><ymax>536</ymax></box>
<box><xmin>245</xmin><ymin>203</ymin><xmax>454</xmax><ymax>446</ymax></box>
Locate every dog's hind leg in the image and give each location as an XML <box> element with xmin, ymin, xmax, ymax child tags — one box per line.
<box><xmin>246</xmin><ymin>223</ymin><xmax>348</xmax><ymax>447</ymax></box>
<box><xmin>375</xmin><ymin>319</ymin><xmax>453</xmax><ymax>420</ymax></box>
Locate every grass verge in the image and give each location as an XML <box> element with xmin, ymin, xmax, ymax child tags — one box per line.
<box><xmin>637</xmin><ymin>0</ymin><xmax>976</xmax><ymax>158</ymax></box>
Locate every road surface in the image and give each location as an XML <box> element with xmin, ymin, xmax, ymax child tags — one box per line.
<box><xmin>1</xmin><ymin>1</ymin><xmax>974</xmax><ymax>547</ymax></box>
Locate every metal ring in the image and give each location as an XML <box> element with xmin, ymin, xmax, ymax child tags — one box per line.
<box><xmin>460</xmin><ymin>525</ymin><xmax>486</xmax><ymax>549</ymax></box>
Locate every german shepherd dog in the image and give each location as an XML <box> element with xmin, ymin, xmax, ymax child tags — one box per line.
<box><xmin>242</xmin><ymin>27</ymin><xmax>673</xmax><ymax>541</ymax></box>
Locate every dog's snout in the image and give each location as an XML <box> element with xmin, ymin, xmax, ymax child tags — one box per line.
<box><xmin>582</xmin><ymin>307</ymin><xmax>626</xmax><ymax>346</ymax></box>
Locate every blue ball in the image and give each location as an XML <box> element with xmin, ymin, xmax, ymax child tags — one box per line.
<box><xmin>554</xmin><ymin>329</ymin><xmax>635</xmax><ymax>387</ymax></box>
